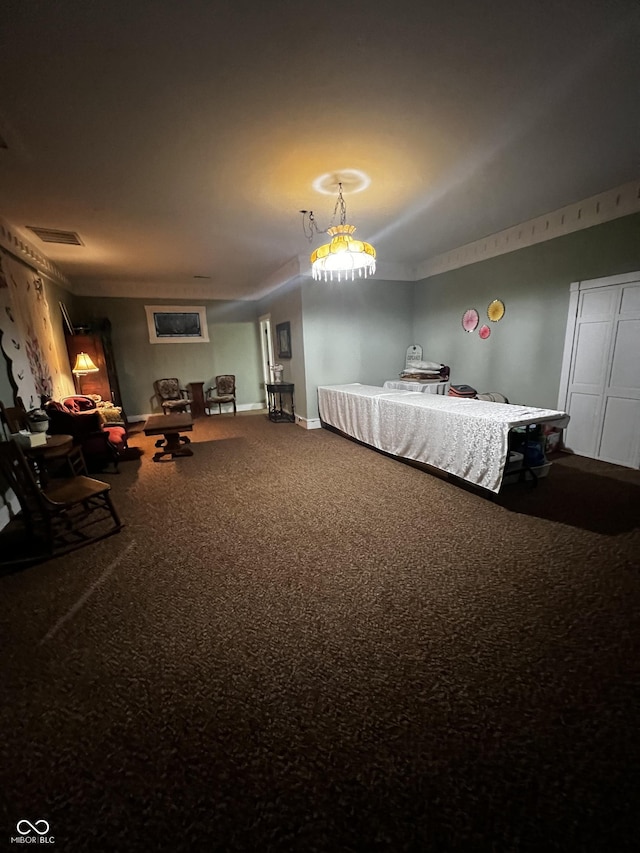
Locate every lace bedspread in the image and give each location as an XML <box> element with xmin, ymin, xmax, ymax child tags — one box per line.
<box><xmin>318</xmin><ymin>384</ymin><xmax>570</xmax><ymax>493</ymax></box>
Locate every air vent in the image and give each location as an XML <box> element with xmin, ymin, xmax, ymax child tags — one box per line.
<box><xmin>27</xmin><ymin>226</ymin><xmax>84</xmax><ymax>245</ymax></box>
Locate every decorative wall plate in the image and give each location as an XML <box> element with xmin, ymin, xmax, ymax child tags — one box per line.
<box><xmin>487</xmin><ymin>299</ymin><xmax>505</xmax><ymax>322</ymax></box>
<box><xmin>462</xmin><ymin>308</ymin><xmax>479</xmax><ymax>332</ymax></box>
<box><xmin>479</xmin><ymin>324</ymin><xmax>491</xmax><ymax>339</ymax></box>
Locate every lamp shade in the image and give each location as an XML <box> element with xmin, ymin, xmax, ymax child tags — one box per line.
<box><xmin>72</xmin><ymin>352</ymin><xmax>99</xmax><ymax>374</ymax></box>
<box><xmin>311</xmin><ymin>224</ymin><xmax>376</xmax><ymax>282</ymax></box>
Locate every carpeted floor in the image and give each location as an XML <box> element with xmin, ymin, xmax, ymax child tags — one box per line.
<box><xmin>1</xmin><ymin>412</ymin><xmax>639</xmax><ymax>852</ymax></box>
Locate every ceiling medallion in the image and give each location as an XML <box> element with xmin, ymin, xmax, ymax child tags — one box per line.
<box><xmin>301</xmin><ymin>181</ymin><xmax>376</xmax><ymax>282</ymax></box>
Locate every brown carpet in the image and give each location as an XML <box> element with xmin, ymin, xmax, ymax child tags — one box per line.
<box><xmin>1</xmin><ymin>413</ymin><xmax>639</xmax><ymax>852</ymax></box>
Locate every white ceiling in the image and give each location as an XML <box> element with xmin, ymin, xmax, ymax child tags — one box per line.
<box><xmin>1</xmin><ymin>0</ymin><xmax>639</xmax><ymax>301</ymax></box>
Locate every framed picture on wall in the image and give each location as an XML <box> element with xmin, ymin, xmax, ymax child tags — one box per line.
<box><xmin>276</xmin><ymin>321</ymin><xmax>292</xmax><ymax>359</ymax></box>
<box><xmin>144</xmin><ymin>305</ymin><xmax>210</xmax><ymax>344</ymax></box>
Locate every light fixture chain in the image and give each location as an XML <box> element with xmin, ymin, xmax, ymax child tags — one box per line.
<box><xmin>333</xmin><ymin>182</ymin><xmax>347</xmax><ymax>226</ymax></box>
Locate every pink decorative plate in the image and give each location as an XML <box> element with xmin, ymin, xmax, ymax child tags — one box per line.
<box><xmin>479</xmin><ymin>325</ymin><xmax>491</xmax><ymax>339</ymax></box>
<box><xmin>462</xmin><ymin>308</ymin><xmax>479</xmax><ymax>333</ymax></box>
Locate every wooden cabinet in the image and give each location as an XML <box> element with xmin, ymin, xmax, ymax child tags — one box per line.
<box><xmin>187</xmin><ymin>382</ymin><xmax>206</xmax><ymax>419</ymax></box>
<box><xmin>66</xmin><ymin>319</ymin><xmax>126</xmax><ymax>422</ymax></box>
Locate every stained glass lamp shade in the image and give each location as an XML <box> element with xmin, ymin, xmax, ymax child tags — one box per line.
<box><xmin>311</xmin><ymin>224</ymin><xmax>376</xmax><ymax>282</ymax></box>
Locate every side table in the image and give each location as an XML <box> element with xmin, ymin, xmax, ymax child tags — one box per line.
<box><xmin>266</xmin><ymin>383</ymin><xmax>295</xmax><ymax>423</ymax></box>
<box><xmin>188</xmin><ymin>382</ymin><xmax>206</xmax><ymax>418</ymax></box>
<box><xmin>25</xmin><ymin>434</ymin><xmax>81</xmax><ymax>486</ymax></box>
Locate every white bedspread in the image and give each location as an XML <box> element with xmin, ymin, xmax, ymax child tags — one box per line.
<box><xmin>318</xmin><ymin>384</ymin><xmax>570</xmax><ymax>493</ymax></box>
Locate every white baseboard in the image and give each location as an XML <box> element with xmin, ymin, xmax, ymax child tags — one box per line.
<box><xmin>128</xmin><ymin>403</ymin><xmax>266</xmax><ymax>422</ymax></box>
<box><xmin>296</xmin><ymin>416</ymin><xmax>321</xmax><ymax>430</ymax></box>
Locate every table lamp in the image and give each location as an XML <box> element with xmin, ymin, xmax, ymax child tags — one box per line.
<box><xmin>72</xmin><ymin>352</ymin><xmax>99</xmax><ymax>393</ymax></box>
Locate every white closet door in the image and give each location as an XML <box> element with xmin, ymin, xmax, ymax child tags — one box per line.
<box><xmin>564</xmin><ymin>286</ymin><xmax>616</xmax><ymax>458</ymax></box>
<box><xmin>598</xmin><ymin>283</ymin><xmax>640</xmax><ymax>467</ymax></box>
<box><xmin>562</xmin><ymin>275</ymin><xmax>640</xmax><ymax>469</ymax></box>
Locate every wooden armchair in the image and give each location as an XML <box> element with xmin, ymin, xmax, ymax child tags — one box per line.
<box><xmin>0</xmin><ymin>439</ymin><xmax>122</xmax><ymax>566</ymax></box>
<box><xmin>154</xmin><ymin>378</ymin><xmax>192</xmax><ymax>414</ymax></box>
<box><xmin>205</xmin><ymin>375</ymin><xmax>236</xmax><ymax>415</ymax></box>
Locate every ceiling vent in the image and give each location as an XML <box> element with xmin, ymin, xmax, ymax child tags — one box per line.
<box><xmin>27</xmin><ymin>226</ymin><xmax>84</xmax><ymax>245</ymax></box>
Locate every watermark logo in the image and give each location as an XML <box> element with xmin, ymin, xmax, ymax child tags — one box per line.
<box><xmin>17</xmin><ymin>822</ymin><xmax>49</xmax><ymax>836</ymax></box>
<box><xmin>11</xmin><ymin>820</ymin><xmax>55</xmax><ymax>844</ymax></box>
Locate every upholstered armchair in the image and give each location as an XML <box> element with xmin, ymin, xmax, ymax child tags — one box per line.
<box><xmin>154</xmin><ymin>378</ymin><xmax>192</xmax><ymax>414</ymax></box>
<box><xmin>205</xmin><ymin>375</ymin><xmax>236</xmax><ymax>415</ymax></box>
<box><xmin>44</xmin><ymin>397</ymin><xmax>127</xmax><ymax>473</ymax></box>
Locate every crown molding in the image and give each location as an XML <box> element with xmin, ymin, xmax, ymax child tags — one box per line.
<box><xmin>415</xmin><ymin>178</ymin><xmax>640</xmax><ymax>280</ymax></box>
<box><xmin>3</xmin><ymin>179</ymin><xmax>639</xmax><ymax>300</ymax></box>
<box><xmin>0</xmin><ymin>217</ymin><xmax>71</xmax><ymax>287</ymax></box>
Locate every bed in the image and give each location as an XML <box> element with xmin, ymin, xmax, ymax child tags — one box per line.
<box><xmin>317</xmin><ymin>383</ymin><xmax>570</xmax><ymax>493</ymax></box>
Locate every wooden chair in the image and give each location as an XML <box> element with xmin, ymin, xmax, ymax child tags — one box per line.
<box><xmin>205</xmin><ymin>375</ymin><xmax>236</xmax><ymax>415</ymax></box>
<box><xmin>0</xmin><ymin>398</ymin><xmax>30</xmax><ymax>437</ymax></box>
<box><xmin>153</xmin><ymin>378</ymin><xmax>192</xmax><ymax>414</ymax></box>
<box><xmin>0</xmin><ymin>439</ymin><xmax>123</xmax><ymax>563</ymax></box>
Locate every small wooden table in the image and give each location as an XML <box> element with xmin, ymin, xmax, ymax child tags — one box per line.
<box><xmin>26</xmin><ymin>434</ymin><xmax>77</xmax><ymax>486</ymax></box>
<box><xmin>144</xmin><ymin>413</ymin><xmax>194</xmax><ymax>462</ymax></box>
<box><xmin>187</xmin><ymin>381</ymin><xmax>206</xmax><ymax>418</ymax></box>
<box><xmin>266</xmin><ymin>383</ymin><xmax>295</xmax><ymax>423</ymax></box>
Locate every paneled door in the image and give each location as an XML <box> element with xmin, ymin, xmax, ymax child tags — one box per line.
<box><xmin>559</xmin><ymin>272</ymin><xmax>640</xmax><ymax>469</ymax></box>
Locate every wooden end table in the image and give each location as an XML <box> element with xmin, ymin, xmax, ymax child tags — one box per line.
<box><xmin>26</xmin><ymin>434</ymin><xmax>77</xmax><ymax>487</ymax></box>
<box><xmin>187</xmin><ymin>382</ymin><xmax>206</xmax><ymax>418</ymax></box>
<box><xmin>266</xmin><ymin>383</ymin><xmax>295</xmax><ymax>423</ymax></box>
<box><xmin>144</xmin><ymin>413</ymin><xmax>194</xmax><ymax>462</ymax></box>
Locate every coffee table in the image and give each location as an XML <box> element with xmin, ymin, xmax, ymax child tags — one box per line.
<box><xmin>144</xmin><ymin>413</ymin><xmax>194</xmax><ymax>462</ymax></box>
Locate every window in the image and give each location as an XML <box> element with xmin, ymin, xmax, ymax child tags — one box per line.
<box><xmin>144</xmin><ymin>306</ymin><xmax>209</xmax><ymax>344</ymax></box>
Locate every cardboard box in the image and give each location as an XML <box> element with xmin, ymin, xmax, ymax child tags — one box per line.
<box><xmin>543</xmin><ymin>425</ymin><xmax>562</xmax><ymax>454</ymax></box>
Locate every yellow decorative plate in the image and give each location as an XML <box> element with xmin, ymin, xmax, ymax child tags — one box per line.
<box><xmin>487</xmin><ymin>299</ymin><xmax>505</xmax><ymax>322</ymax></box>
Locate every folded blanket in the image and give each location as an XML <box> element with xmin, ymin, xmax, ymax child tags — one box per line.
<box><xmin>448</xmin><ymin>384</ymin><xmax>477</xmax><ymax>398</ymax></box>
<box><xmin>407</xmin><ymin>360</ymin><xmax>442</xmax><ymax>370</ymax></box>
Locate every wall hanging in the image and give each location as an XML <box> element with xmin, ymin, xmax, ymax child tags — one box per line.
<box><xmin>487</xmin><ymin>299</ymin><xmax>505</xmax><ymax>321</ymax></box>
<box><xmin>462</xmin><ymin>308</ymin><xmax>479</xmax><ymax>332</ymax></box>
<box><xmin>0</xmin><ymin>251</ymin><xmax>70</xmax><ymax>408</ymax></box>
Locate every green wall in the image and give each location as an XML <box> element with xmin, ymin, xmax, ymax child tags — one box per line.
<box><xmin>75</xmin><ymin>297</ymin><xmax>261</xmax><ymax>418</ymax></box>
<box><xmin>257</xmin><ymin>276</ymin><xmax>414</xmax><ymax>422</ymax></box>
<box><xmin>6</xmin><ymin>212</ymin><xmax>639</xmax><ymax>426</ymax></box>
<box><xmin>256</xmin><ymin>280</ymin><xmax>305</xmax><ymax>416</ymax></box>
<box><xmin>301</xmin><ymin>277</ymin><xmax>414</xmax><ymax>420</ymax></box>
<box><xmin>412</xmin><ymin>213</ymin><xmax>640</xmax><ymax>409</ymax></box>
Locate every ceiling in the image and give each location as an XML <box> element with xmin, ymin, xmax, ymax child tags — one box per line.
<box><xmin>1</xmin><ymin>0</ymin><xmax>639</xmax><ymax>301</ymax></box>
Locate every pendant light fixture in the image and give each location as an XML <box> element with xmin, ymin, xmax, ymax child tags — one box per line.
<box><xmin>301</xmin><ymin>182</ymin><xmax>376</xmax><ymax>282</ymax></box>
